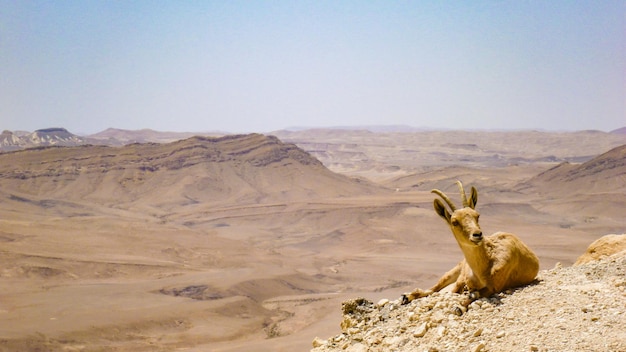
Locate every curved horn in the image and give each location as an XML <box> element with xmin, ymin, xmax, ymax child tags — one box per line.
<box><xmin>456</xmin><ymin>180</ymin><xmax>468</xmax><ymax>208</ymax></box>
<box><xmin>431</xmin><ymin>189</ymin><xmax>457</xmax><ymax>211</ymax></box>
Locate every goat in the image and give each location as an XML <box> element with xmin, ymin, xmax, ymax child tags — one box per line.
<box><xmin>402</xmin><ymin>181</ymin><xmax>539</xmax><ymax>306</ymax></box>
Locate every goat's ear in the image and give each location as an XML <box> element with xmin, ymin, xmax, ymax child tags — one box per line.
<box><xmin>433</xmin><ymin>199</ymin><xmax>451</xmax><ymax>223</ymax></box>
<box><xmin>469</xmin><ymin>186</ymin><xmax>478</xmax><ymax>209</ymax></box>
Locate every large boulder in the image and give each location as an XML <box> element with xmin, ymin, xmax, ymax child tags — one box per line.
<box><xmin>574</xmin><ymin>234</ymin><xmax>626</xmax><ymax>265</ymax></box>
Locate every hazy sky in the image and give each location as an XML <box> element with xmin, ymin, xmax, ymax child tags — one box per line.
<box><xmin>1</xmin><ymin>1</ymin><xmax>624</xmax><ymax>134</ymax></box>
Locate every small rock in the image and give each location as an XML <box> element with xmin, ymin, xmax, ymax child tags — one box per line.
<box><xmin>365</xmin><ymin>331</ymin><xmax>382</xmax><ymax>345</ymax></box>
<box><xmin>436</xmin><ymin>325</ymin><xmax>446</xmax><ymax>338</ymax></box>
<box><xmin>472</xmin><ymin>342</ymin><xmax>486</xmax><ymax>352</ymax></box>
<box><xmin>496</xmin><ymin>331</ymin><xmax>506</xmax><ymax>338</ymax></box>
<box><xmin>382</xmin><ymin>335</ymin><xmax>403</xmax><ymax>348</ymax></box>
<box><xmin>347</xmin><ymin>342</ymin><xmax>367</xmax><ymax>352</ymax></box>
<box><xmin>431</xmin><ymin>310</ymin><xmax>445</xmax><ymax>323</ymax></box>
<box><xmin>473</xmin><ymin>328</ymin><xmax>483</xmax><ymax>337</ymax></box>
<box><xmin>347</xmin><ymin>328</ymin><xmax>360</xmax><ymax>335</ymax></box>
<box><xmin>434</xmin><ymin>301</ymin><xmax>447</xmax><ymax>309</ymax></box>
<box><xmin>342</xmin><ymin>297</ymin><xmax>373</xmax><ymax>315</ymax></box>
<box><xmin>413</xmin><ymin>322</ymin><xmax>428</xmax><ymax>338</ymax></box>
<box><xmin>312</xmin><ymin>337</ymin><xmax>327</xmax><ymax>348</ymax></box>
<box><xmin>377</xmin><ymin>298</ymin><xmax>389</xmax><ymax>307</ymax></box>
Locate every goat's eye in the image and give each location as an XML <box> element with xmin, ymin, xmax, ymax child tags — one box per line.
<box><xmin>451</xmin><ymin>219</ymin><xmax>459</xmax><ymax>226</ymax></box>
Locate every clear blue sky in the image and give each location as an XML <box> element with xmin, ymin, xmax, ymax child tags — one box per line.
<box><xmin>1</xmin><ymin>1</ymin><xmax>624</xmax><ymax>134</ymax></box>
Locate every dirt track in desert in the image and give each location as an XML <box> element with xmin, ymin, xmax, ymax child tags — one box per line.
<box><xmin>0</xmin><ymin>130</ymin><xmax>624</xmax><ymax>351</ymax></box>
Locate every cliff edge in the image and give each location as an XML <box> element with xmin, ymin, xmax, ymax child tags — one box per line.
<box><xmin>312</xmin><ymin>245</ymin><xmax>625</xmax><ymax>352</ymax></box>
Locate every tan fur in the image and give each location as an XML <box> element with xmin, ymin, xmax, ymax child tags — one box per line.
<box><xmin>402</xmin><ymin>181</ymin><xmax>539</xmax><ymax>306</ymax></box>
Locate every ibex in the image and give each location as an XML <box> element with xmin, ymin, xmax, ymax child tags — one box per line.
<box><xmin>402</xmin><ymin>181</ymin><xmax>539</xmax><ymax>306</ymax></box>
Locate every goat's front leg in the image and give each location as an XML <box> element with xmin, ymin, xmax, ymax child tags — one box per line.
<box><xmin>401</xmin><ymin>262</ymin><xmax>463</xmax><ymax>304</ymax></box>
<box><xmin>401</xmin><ymin>288</ymin><xmax>433</xmax><ymax>304</ymax></box>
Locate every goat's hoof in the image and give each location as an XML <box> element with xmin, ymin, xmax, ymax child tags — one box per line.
<box><xmin>453</xmin><ymin>305</ymin><xmax>466</xmax><ymax>316</ymax></box>
<box><xmin>469</xmin><ymin>291</ymin><xmax>480</xmax><ymax>300</ymax></box>
<box><xmin>400</xmin><ymin>294</ymin><xmax>411</xmax><ymax>305</ymax></box>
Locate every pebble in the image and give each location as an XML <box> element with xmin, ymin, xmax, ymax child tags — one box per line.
<box><xmin>312</xmin><ymin>337</ymin><xmax>327</xmax><ymax>348</ymax></box>
<box><xmin>436</xmin><ymin>325</ymin><xmax>446</xmax><ymax>338</ymax></box>
<box><xmin>346</xmin><ymin>343</ymin><xmax>367</xmax><ymax>352</ymax></box>
<box><xmin>365</xmin><ymin>332</ymin><xmax>382</xmax><ymax>345</ymax></box>
<box><xmin>472</xmin><ymin>342</ymin><xmax>486</xmax><ymax>352</ymax></box>
<box><xmin>431</xmin><ymin>310</ymin><xmax>445</xmax><ymax>323</ymax></box>
<box><xmin>347</xmin><ymin>328</ymin><xmax>359</xmax><ymax>335</ymax></box>
<box><xmin>413</xmin><ymin>322</ymin><xmax>428</xmax><ymax>338</ymax></box>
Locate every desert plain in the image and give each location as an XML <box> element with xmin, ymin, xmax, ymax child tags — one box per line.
<box><xmin>0</xmin><ymin>128</ymin><xmax>624</xmax><ymax>351</ymax></box>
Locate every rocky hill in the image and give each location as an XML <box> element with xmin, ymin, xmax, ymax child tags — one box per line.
<box><xmin>0</xmin><ymin>127</ymin><xmax>227</xmax><ymax>152</ymax></box>
<box><xmin>610</xmin><ymin>126</ymin><xmax>626</xmax><ymax>134</ymax></box>
<box><xmin>87</xmin><ymin>128</ymin><xmax>224</xmax><ymax>144</ymax></box>
<box><xmin>0</xmin><ymin>128</ymin><xmax>91</xmax><ymax>151</ymax></box>
<box><xmin>312</xmin><ymin>249</ymin><xmax>626</xmax><ymax>352</ymax></box>
<box><xmin>0</xmin><ymin>133</ymin><xmax>383</xmax><ymax>207</ymax></box>
<box><xmin>520</xmin><ymin>144</ymin><xmax>626</xmax><ymax>195</ymax></box>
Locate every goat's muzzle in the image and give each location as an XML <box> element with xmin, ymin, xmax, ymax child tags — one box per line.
<box><xmin>470</xmin><ymin>231</ymin><xmax>483</xmax><ymax>244</ymax></box>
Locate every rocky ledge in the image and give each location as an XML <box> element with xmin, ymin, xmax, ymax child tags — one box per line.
<box><xmin>312</xmin><ymin>253</ymin><xmax>625</xmax><ymax>352</ymax></box>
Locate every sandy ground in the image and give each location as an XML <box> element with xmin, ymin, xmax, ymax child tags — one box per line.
<box><xmin>0</xmin><ymin>130</ymin><xmax>624</xmax><ymax>351</ymax></box>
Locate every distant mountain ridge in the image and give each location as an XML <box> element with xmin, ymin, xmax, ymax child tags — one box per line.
<box><xmin>0</xmin><ymin>133</ymin><xmax>384</xmax><ymax>207</ymax></box>
<box><xmin>0</xmin><ymin>128</ymin><xmax>90</xmax><ymax>151</ymax></box>
<box><xmin>88</xmin><ymin>128</ymin><xmax>225</xmax><ymax>144</ymax></box>
<box><xmin>0</xmin><ymin>127</ymin><xmax>226</xmax><ymax>152</ymax></box>
<box><xmin>610</xmin><ymin>126</ymin><xmax>626</xmax><ymax>134</ymax></box>
<box><xmin>3</xmin><ymin>126</ymin><xmax>624</xmax><ymax>152</ymax></box>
